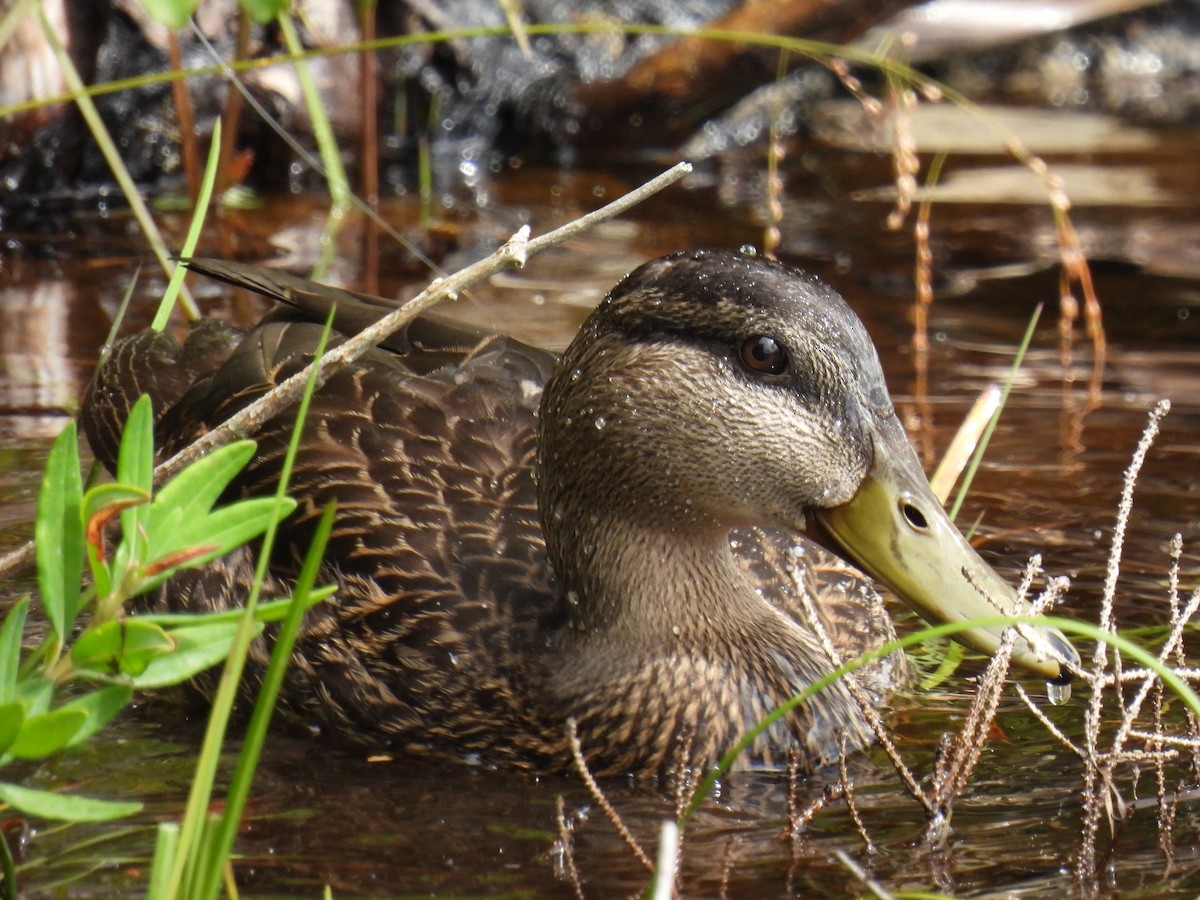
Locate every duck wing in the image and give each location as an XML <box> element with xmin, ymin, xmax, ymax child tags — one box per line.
<box><xmin>83</xmin><ymin>268</ymin><xmax>568</xmax><ymax>767</ymax></box>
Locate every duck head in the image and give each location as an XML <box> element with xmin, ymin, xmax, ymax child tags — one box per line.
<box><xmin>538</xmin><ymin>248</ymin><xmax>1077</xmax><ymax>684</ymax></box>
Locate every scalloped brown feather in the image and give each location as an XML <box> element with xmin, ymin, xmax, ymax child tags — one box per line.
<box><xmin>81</xmin><ymin>254</ymin><xmax>908</xmax><ymax>778</ymax></box>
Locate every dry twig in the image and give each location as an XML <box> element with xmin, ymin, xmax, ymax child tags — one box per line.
<box><xmin>0</xmin><ymin>163</ymin><xmax>692</xmax><ymax>581</ymax></box>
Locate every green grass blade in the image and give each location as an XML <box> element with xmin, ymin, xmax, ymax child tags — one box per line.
<box><xmin>203</xmin><ymin>502</ymin><xmax>336</xmax><ymax>899</ymax></box>
<box><xmin>35</xmin><ymin>423</ymin><xmax>83</xmax><ymax>643</ymax></box>
<box><xmin>948</xmin><ymin>304</ymin><xmax>1043</xmax><ymax>521</ymax></box>
<box><xmin>681</xmin><ymin>612</ymin><xmax>1200</xmax><ymax>826</ymax></box>
<box><xmin>151</xmin><ymin>117</ymin><xmax>223</xmax><ymax>332</ymax></box>
<box><xmin>277</xmin><ymin>11</ymin><xmax>351</xmax><ymax>238</ymax></box>
<box><xmin>0</xmin><ymin>597</ymin><xmax>29</xmax><ymax>704</ymax></box>
<box><xmin>0</xmin><ymin>781</ymin><xmax>141</xmax><ymax>821</ymax></box>
<box><xmin>168</xmin><ymin>311</ymin><xmax>333</xmax><ymax>899</ymax></box>
<box><xmin>147</xmin><ymin>822</ymin><xmax>180</xmax><ymax>900</ymax></box>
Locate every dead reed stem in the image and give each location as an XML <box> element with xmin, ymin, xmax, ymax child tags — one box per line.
<box><xmin>566</xmin><ymin>719</ymin><xmax>653</xmax><ymax>872</ymax></box>
<box><xmin>1077</xmin><ymin>399</ymin><xmax>1172</xmax><ymax>883</ymax></box>
<box><xmin>555</xmin><ymin>795</ymin><xmax>586</xmax><ymax>900</ymax></box>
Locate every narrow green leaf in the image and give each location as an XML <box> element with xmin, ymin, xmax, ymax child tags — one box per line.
<box><xmin>117</xmin><ymin>395</ymin><xmax>155</xmax><ymax>495</ymax></box>
<box><xmin>8</xmin><ymin>707</ymin><xmax>87</xmax><ymax>758</ymax></box>
<box><xmin>70</xmin><ymin>620</ymin><xmax>175</xmax><ymax>676</ymax></box>
<box><xmin>0</xmin><ymin>781</ymin><xmax>141</xmax><ymax>821</ymax></box>
<box><xmin>150</xmin><ymin>440</ymin><xmax>256</xmax><ymax>522</ymax></box>
<box><xmin>60</xmin><ymin>685</ymin><xmax>133</xmax><ymax>747</ymax></box>
<box><xmin>148</xmin><ymin>822</ymin><xmax>181</xmax><ymax>899</ymax></box>
<box><xmin>15</xmin><ymin>675</ymin><xmax>54</xmax><ymax>718</ymax></box>
<box><xmin>0</xmin><ymin>702</ymin><xmax>25</xmax><ymax>756</ymax></box>
<box><xmin>212</xmin><ymin>503</ymin><xmax>337</xmax><ymax>887</ymax></box>
<box><xmin>136</xmin><ymin>596</ymin><xmax>310</xmax><ymax>627</ymax></box>
<box><xmin>0</xmin><ymin>597</ymin><xmax>29</xmax><ymax>704</ymax></box>
<box><xmin>35</xmin><ymin>422</ymin><xmax>84</xmax><ymax>641</ymax></box>
<box><xmin>151</xmin><ymin>117</ymin><xmax>222</xmax><ymax>332</ymax></box>
<box><xmin>131</xmin><ymin>622</ymin><xmax>262</xmax><ymax>689</ymax></box>
<box><xmin>137</xmin><ymin>498</ymin><xmax>297</xmax><ymax>594</ymax></box>
<box><xmin>117</xmin><ymin>396</ymin><xmax>155</xmax><ymax>570</ymax></box>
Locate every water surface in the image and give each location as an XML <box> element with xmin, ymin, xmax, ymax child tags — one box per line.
<box><xmin>2</xmin><ymin>108</ymin><xmax>1200</xmax><ymax>897</ymax></box>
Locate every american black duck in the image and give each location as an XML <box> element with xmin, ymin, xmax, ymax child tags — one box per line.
<box><xmin>81</xmin><ymin>248</ymin><xmax>1077</xmax><ymax>778</ymax></box>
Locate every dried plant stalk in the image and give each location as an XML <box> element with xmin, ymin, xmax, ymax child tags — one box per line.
<box><xmin>567</xmin><ymin>719</ymin><xmax>653</xmax><ymax>872</ymax></box>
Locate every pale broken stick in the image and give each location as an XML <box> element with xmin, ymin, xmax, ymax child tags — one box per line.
<box><xmin>0</xmin><ymin>161</ymin><xmax>694</xmax><ymax>579</ymax></box>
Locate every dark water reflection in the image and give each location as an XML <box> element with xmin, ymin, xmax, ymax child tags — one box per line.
<box><xmin>3</xmin><ymin>113</ymin><xmax>1200</xmax><ymax>896</ymax></box>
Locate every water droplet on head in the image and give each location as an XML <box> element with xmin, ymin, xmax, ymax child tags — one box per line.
<box><xmin>594</xmin><ymin>416</ymin><xmax>606</xmax><ymax>430</ymax></box>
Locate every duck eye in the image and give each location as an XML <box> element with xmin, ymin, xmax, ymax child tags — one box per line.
<box><xmin>739</xmin><ymin>335</ymin><xmax>788</xmax><ymax>375</ymax></box>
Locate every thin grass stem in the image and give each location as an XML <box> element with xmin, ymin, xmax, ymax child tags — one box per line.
<box><xmin>166</xmin><ymin>315</ymin><xmax>335</xmax><ymax>899</ymax></box>
<box><xmin>949</xmin><ymin>303</ymin><xmax>1042</xmax><ymax>521</ymax></box>
<box><xmin>151</xmin><ymin>119</ymin><xmax>223</xmax><ymax>332</ymax></box>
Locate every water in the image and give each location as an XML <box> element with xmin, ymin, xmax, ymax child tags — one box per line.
<box><xmin>3</xmin><ymin>109</ymin><xmax>1200</xmax><ymax>896</ymax></box>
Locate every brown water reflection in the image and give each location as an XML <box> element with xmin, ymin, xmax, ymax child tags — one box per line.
<box><xmin>3</xmin><ymin>115</ymin><xmax>1200</xmax><ymax>896</ymax></box>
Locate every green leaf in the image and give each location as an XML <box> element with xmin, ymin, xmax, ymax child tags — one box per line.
<box><xmin>60</xmin><ymin>685</ymin><xmax>132</xmax><ymax>747</ymax></box>
<box><xmin>0</xmin><ymin>781</ymin><xmax>141</xmax><ymax>821</ymax></box>
<box><xmin>131</xmin><ymin>621</ymin><xmax>262</xmax><ymax>689</ymax></box>
<box><xmin>83</xmin><ymin>482</ymin><xmax>151</xmax><ymax>531</ymax></box>
<box><xmin>135</xmin><ymin>0</ymin><xmax>198</xmax><ymax>31</ymax></box>
<box><xmin>136</xmin><ymin>596</ymin><xmax>309</xmax><ymax>627</ymax></box>
<box><xmin>138</xmin><ymin>497</ymin><xmax>296</xmax><ymax>594</ymax></box>
<box><xmin>83</xmin><ymin>483</ymin><xmax>150</xmax><ymax>599</ymax></box>
<box><xmin>8</xmin><ymin>707</ymin><xmax>87</xmax><ymax>759</ymax></box>
<box><xmin>150</xmin><ymin>440</ymin><xmax>256</xmax><ymax>523</ymax></box>
<box><xmin>15</xmin><ymin>675</ymin><xmax>54</xmax><ymax>718</ymax></box>
<box><xmin>117</xmin><ymin>395</ymin><xmax>154</xmax><ymax>496</ymax></box>
<box><xmin>35</xmin><ymin>422</ymin><xmax>84</xmax><ymax>642</ymax></box>
<box><xmin>0</xmin><ymin>702</ymin><xmax>25</xmax><ymax>756</ymax></box>
<box><xmin>117</xmin><ymin>396</ymin><xmax>155</xmax><ymax>562</ymax></box>
<box><xmin>240</xmin><ymin>0</ymin><xmax>290</xmax><ymax>24</ymax></box>
<box><xmin>0</xmin><ymin>596</ymin><xmax>29</xmax><ymax>704</ymax></box>
<box><xmin>70</xmin><ymin>620</ymin><xmax>175</xmax><ymax>676</ymax></box>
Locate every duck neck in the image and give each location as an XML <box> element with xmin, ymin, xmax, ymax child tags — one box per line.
<box><xmin>548</xmin><ymin>502</ymin><xmax>767</xmax><ymax>644</ymax></box>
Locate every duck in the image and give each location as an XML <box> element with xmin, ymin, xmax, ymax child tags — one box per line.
<box><xmin>81</xmin><ymin>248</ymin><xmax>1078</xmax><ymax>778</ymax></box>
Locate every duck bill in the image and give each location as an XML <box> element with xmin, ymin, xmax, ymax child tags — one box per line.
<box><xmin>809</xmin><ymin>421</ymin><xmax>1078</xmax><ymax>683</ymax></box>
